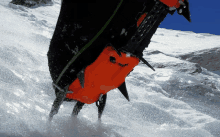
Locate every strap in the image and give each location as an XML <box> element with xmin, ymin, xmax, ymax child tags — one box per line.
<box><xmin>52</xmin><ymin>82</ymin><xmax>73</xmax><ymax>94</ymax></box>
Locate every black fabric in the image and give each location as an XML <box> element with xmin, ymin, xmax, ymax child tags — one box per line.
<box><xmin>47</xmin><ymin>0</ymin><xmax>156</xmax><ymax>88</ymax></box>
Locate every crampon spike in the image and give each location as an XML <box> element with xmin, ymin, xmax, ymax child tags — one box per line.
<box><xmin>96</xmin><ymin>94</ymin><xmax>107</xmax><ymax>119</ymax></box>
<box><xmin>177</xmin><ymin>0</ymin><xmax>191</xmax><ymax>22</ymax></box>
<box><xmin>72</xmin><ymin>101</ymin><xmax>85</xmax><ymax>116</ymax></box>
<box><xmin>49</xmin><ymin>84</ymin><xmax>69</xmax><ymax>121</ymax></box>
<box><xmin>118</xmin><ymin>82</ymin><xmax>130</xmax><ymax>101</ymax></box>
<box><xmin>139</xmin><ymin>57</ymin><xmax>155</xmax><ymax>71</ymax></box>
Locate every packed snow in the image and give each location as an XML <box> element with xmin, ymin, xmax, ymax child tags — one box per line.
<box><xmin>0</xmin><ymin>0</ymin><xmax>220</xmax><ymax>137</ymax></box>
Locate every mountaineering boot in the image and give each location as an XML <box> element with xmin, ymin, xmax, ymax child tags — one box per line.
<box><xmin>48</xmin><ymin>0</ymin><xmax>191</xmax><ymax>120</ymax></box>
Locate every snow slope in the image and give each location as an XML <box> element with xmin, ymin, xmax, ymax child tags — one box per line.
<box><xmin>0</xmin><ymin>0</ymin><xmax>220</xmax><ymax>137</ymax></box>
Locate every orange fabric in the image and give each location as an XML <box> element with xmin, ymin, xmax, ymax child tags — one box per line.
<box><xmin>159</xmin><ymin>0</ymin><xmax>184</xmax><ymax>8</ymax></box>
<box><xmin>67</xmin><ymin>46</ymin><xmax>139</xmax><ymax>104</ymax></box>
<box><xmin>137</xmin><ymin>13</ymin><xmax>147</xmax><ymax>27</ymax></box>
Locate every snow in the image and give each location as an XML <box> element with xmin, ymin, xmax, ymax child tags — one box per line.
<box><xmin>0</xmin><ymin>0</ymin><xmax>220</xmax><ymax>137</ymax></box>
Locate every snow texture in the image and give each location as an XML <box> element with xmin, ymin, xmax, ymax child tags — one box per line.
<box><xmin>0</xmin><ymin>0</ymin><xmax>220</xmax><ymax>136</ymax></box>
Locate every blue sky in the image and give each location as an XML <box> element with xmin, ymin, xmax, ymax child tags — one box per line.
<box><xmin>160</xmin><ymin>0</ymin><xmax>220</xmax><ymax>35</ymax></box>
